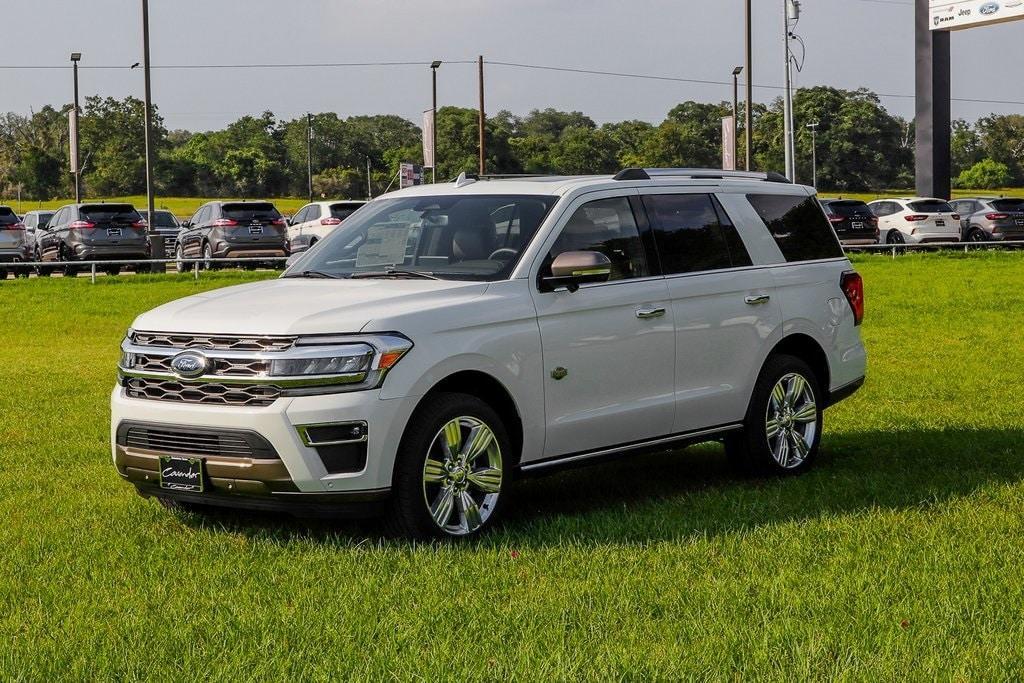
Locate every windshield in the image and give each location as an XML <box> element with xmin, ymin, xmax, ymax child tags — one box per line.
<box><xmin>0</xmin><ymin>208</ymin><xmax>18</xmax><ymax>226</ymax></box>
<box><xmin>329</xmin><ymin>203</ymin><xmax>363</xmax><ymax>221</ymax></box>
<box><xmin>908</xmin><ymin>200</ymin><xmax>953</xmax><ymax>214</ymax></box>
<box><xmin>991</xmin><ymin>198</ymin><xmax>1024</xmax><ymax>212</ymax></box>
<box><xmin>285</xmin><ymin>194</ymin><xmax>558</xmax><ymax>281</ymax></box>
<box><xmin>222</xmin><ymin>202</ymin><xmax>281</xmax><ymax>221</ymax></box>
<box><xmin>80</xmin><ymin>205</ymin><xmax>141</xmax><ymax>223</ymax></box>
<box><xmin>825</xmin><ymin>200</ymin><xmax>871</xmax><ymax>217</ymax></box>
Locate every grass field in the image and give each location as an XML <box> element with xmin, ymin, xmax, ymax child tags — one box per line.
<box><xmin>6</xmin><ymin>188</ymin><xmax>1024</xmax><ymax>219</ymax></box>
<box><xmin>2</xmin><ymin>253</ymin><xmax>1024</xmax><ymax>678</ymax></box>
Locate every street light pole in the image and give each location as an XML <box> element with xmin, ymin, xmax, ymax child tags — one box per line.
<box><xmin>806</xmin><ymin>122</ymin><xmax>819</xmax><ymax>188</ymax></box>
<box><xmin>306</xmin><ymin>113</ymin><xmax>313</xmax><ymax>202</ymax></box>
<box><xmin>70</xmin><ymin>52</ymin><xmax>82</xmax><ymax>203</ymax></box>
<box><xmin>140</xmin><ymin>0</ymin><xmax>155</xmax><ymax>233</ymax></box>
<box><xmin>431</xmin><ymin>60</ymin><xmax>441</xmax><ymax>183</ymax></box>
<box><xmin>732</xmin><ymin>66</ymin><xmax>742</xmax><ymax>172</ymax></box>
<box><xmin>744</xmin><ymin>0</ymin><xmax>753</xmax><ymax>171</ymax></box>
<box><xmin>477</xmin><ymin>55</ymin><xmax>486</xmax><ymax>176</ymax></box>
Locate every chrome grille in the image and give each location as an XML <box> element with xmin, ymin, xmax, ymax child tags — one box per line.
<box><xmin>125</xmin><ymin>377</ymin><xmax>280</xmax><ymax>407</ymax></box>
<box><xmin>124</xmin><ymin>426</ymin><xmax>255</xmax><ymax>458</ymax></box>
<box><xmin>132</xmin><ymin>353</ymin><xmax>268</xmax><ymax>377</ymax></box>
<box><xmin>131</xmin><ymin>331</ymin><xmax>296</xmax><ymax>352</ymax></box>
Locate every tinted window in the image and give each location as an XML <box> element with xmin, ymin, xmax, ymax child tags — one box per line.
<box><xmin>643</xmin><ymin>194</ymin><xmax>751</xmax><ymax>274</ymax></box>
<box><xmin>747</xmin><ymin>194</ymin><xmax>843</xmax><ymax>262</ymax></box>
<box><xmin>0</xmin><ymin>208</ymin><xmax>18</xmax><ymax>225</ymax></box>
<box><xmin>291</xmin><ymin>206</ymin><xmax>310</xmax><ymax>224</ymax></box>
<box><xmin>908</xmin><ymin>200</ymin><xmax>953</xmax><ymax>213</ymax></box>
<box><xmin>824</xmin><ymin>200</ymin><xmax>872</xmax><ymax>217</ymax></box>
<box><xmin>222</xmin><ymin>202</ymin><xmax>281</xmax><ymax>221</ymax></box>
<box><xmin>38</xmin><ymin>212</ymin><xmax>53</xmax><ymax>228</ymax></box>
<box><xmin>330</xmin><ymin>204</ymin><xmax>362</xmax><ymax>221</ymax></box>
<box><xmin>152</xmin><ymin>212</ymin><xmax>178</xmax><ymax>228</ymax></box>
<box><xmin>290</xmin><ymin>194</ymin><xmax>557</xmax><ymax>281</ymax></box>
<box><xmin>991</xmin><ymin>198</ymin><xmax>1024</xmax><ymax>212</ymax></box>
<box><xmin>80</xmin><ymin>204</ymin><xmax>141</xmax><ymax>223</ymax></box>
<box><xmin>549</xmin><ymin>197</ymin><xmax>649</xmax><ymax>281</ymax></box>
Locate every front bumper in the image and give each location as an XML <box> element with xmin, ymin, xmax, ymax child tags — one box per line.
<box><xmin>111</xmin><ymin>384</ymin><xmax>417</xmax><ymax>505</ymax></box>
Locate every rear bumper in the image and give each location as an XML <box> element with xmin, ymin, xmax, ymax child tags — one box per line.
<box><xmin>213</xmin><ymin>242</ymin><xmax>287</xmax><ymax>259</ymax></box>
<box><xmin>905</xmin><ymin>233</ymin><xmax>960</xmax><ymax>244</ymax></box>
<box><xmin>72</xmin><ymin>245</ymin><xmax>150</xmax><ymax>261</ymax></box>
<box><xmin>827</xmin><ymin>376</ymin><xmax>865</xmax><ymax>408</ymax></box>
<box><xmin>839</xmin><ymin>237</ymin><xmax>877</xmax><ymax>246</ymax></box>
<box><xmin>0</xmin><ymin>249</ymin><xmax>30</xmax><ymax>263</ymax></box>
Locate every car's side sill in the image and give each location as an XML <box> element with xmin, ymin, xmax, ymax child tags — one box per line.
<box><xmin>826</xmin><ymin>376</ymin><xmax>865</xmax><ymax>408</ymax></box>
<box><xmin>518</xmin><ymin>423</ymin><xmax>743</xmax><ymax>475</ymax></box>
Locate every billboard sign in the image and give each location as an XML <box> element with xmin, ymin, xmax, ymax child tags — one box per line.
<box><xmin>68</xmin><ymin>111</ymin><xmax>79</xmax><ymax>173</ymax></box>
<box><xmin>399</xmin><ymin>162</ymin><xmax>423</xmax><ymax>189</ymax></box>
<box><xmin>930</xmin><ymin>0</ymin><xmax>1024</xmax><ymax>31</ymax></box>
<box><xmin>422</xmin><ymin>110</ymin><xmax>435</xmax><ymax>168</ymax></box>
<box><xmin>721</xmin><ymin>116</ymin><xmax>736</xmax><ymax>171</ymax></box>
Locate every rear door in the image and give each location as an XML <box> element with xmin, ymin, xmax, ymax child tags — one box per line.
<box><xmin>79</xmin><ymin>204</ymin><xmax>146</xmax><ymax>248</ymax></box>
<box><xmin>221</xmin><ymin>202</ymin><xmax>286</xmax><ymax>242</ymax></box>
<box><xmin>41</xmin><ymin>207</ymin><xmax>66</xmax><ymax>260</ymax></box>
<box><xmin>640</xmin><ymin>190</ymin><xmax>782</xmax><ymax>432</ymax></box>
<box><xmin>530</xmin><ymin>191</ymin><xmax>676</xmax><ymax>458</ymax></box>
<box><xmin>909</xmin><ymin>199</ymin><xmax>956</xmax><ymax>236</ymax></box>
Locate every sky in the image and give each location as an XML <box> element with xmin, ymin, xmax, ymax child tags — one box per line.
<box><xmin>3</xmin><ymin>0</ymin><xmax>1024</xmax><ymax>132</ymax></box>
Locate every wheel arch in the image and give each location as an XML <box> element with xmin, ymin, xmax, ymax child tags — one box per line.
<box><xmin>764</xmin><ymin>333</ymin><xmax>831</xmax><ymax>398</ymax></box>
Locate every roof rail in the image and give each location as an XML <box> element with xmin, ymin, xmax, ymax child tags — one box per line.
<box><xmin>613</xmin><ymin>167</ymin><xmax>792</xmax><ymax>184</ymax></box>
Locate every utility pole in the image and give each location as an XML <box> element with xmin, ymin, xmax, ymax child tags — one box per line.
<box><xmin>70</xmin><ymin>52</ymin><xmax>82</xmax><ymax>203</ymax></box>
<box><xmin>732</xmin><ymin>66</ymin><xmax>742</xmax><ymax>171</ymax></box>
<box><xmin>306</xmin><ymin>113</ymin><xmax>313</xmax><ymax>203</ymax></box>
<box><xmin>783</xmin><ymin>0</ymin><xmax>800</xmax><ymax>182</ymax></box>
<box><xmin>366</xmin><ymin>157</ymin><xmax>372</xmax><ymax>199</ymax></box>
<box><xmin>430</xmin><ymin>60</ymin><xmax>441</xmax><ymax>183</ymax></box>
<box><xmin>806</xmin><ymin>122</ymin><xmax>819</xmax><ymax>188</ymax></box>
<box><xmin>744</xmin><ymin>0</ymin><xmax>753</xmax><ymax>171</ymax></box>
<box><xmin>477</xmin><ymin>55</ymin><xmax>486</xmax><ymax>176</ymax></box>
<box><xmin>140</xmin><ymin>0</ymin><xmax>155</xmax><ymax>233</ymax></box>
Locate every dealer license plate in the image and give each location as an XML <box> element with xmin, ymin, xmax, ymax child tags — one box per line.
<box><xmin>158</xmin><ymin>456</ymin><xmax>204</xmax><ymax>492</ymax></box>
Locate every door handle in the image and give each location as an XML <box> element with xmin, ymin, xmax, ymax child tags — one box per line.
<box><xmin>744</xmin><ymin>294</ymin><xmax>771</xmax><ymax>305</ymax></box>
<box><xmin>635</xmin><ymin>306</ymin><xmax>666</xmax><ymax>319</ymax></box>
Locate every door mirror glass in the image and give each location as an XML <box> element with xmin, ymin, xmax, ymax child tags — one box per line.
<box><xmin>542</xmin><ymin>251</ymin><xmax>612</xmax><ymax>292</ymax></box>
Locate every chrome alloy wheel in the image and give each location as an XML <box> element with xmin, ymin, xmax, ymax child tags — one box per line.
<box><xmin>765</xmin><ymin>372</ymin><xmax>818</xmax><ymax>469</ymax></box>
<box><xmin>422</xmin><ymin>416</ymin><xmax>503</xmax><ymax>536</ymax></box>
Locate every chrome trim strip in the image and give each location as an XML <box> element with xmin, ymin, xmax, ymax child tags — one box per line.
<box><xmin>519</xmin><ymin>423</ymin><xmax>743</xmax><ymax>472</ymax></box>
<box><xmin>295</xmin><ymin>421</ymin><xmax>369</xmax><ymax>447</ymax></box>
<box><xmin>118</xmin><ymin>368</ymin><xmax>368</xmax><ymax>388</ymax></box>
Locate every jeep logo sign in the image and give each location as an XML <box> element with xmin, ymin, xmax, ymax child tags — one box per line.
<box><xmin>169</xmin><ymin>351</ymin><xmax>210</xmax><ymax>379</ymax></box>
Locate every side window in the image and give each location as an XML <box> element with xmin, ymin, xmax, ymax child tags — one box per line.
<box><xmin>746</xmin><ymin>193</ymin><xmax>844</xmax><ymax>262</ymax></box>
<box><xmin>547</xmin><ymin>197</ymin><xmax>650</xmax><ymax>281</ymax></box>
<box><xmin>51</xmin><ymin>208</ymin><xmax>66</xmax><ymax>228</ymax></box>
<box><xmin>307</xmin><ymin>205</ymin><xmax>322</xmax><ymax>221</ymax></box>
<box><xmin>24</xmin><ymin>214</ymin><xmax>35</xmax><ymax>228</ymax></box>
<box><xmin>642</xmin><ymin>194</ymin><xmax>751</xmax><ymax>274</ymax></box>
<box><xmin>292</xmin><ymin>206</ymin><xmax>309</xmax><ymax>224</ymax></box>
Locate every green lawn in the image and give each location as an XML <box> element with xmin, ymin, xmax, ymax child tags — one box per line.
<box><xmin>2</xmin><ymin>254</ymin><xmax>1024</xmax><ymax>678</ymax></box>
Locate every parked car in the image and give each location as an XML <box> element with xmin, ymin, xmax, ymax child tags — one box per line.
<box><xmin>21</xmin><ymin>210</ymin><xmax>54</xmax><ymax>260</ymax></box>
<box><xmin>867</xmin><ymin>197</ymin><xmax>961</xmax><ymax>244</ymax></box>
<box><xmin>176</xmin><ymin>201</ymin><xmax>288</xmax><ymax>272</ymax></box>
<box><xmin>287</xmin><ymin>200</ymin><xmax>366</xmax><ymax>253</ymax></box>
<box><xmin>36</xmin><ymin>203</ymin><xmax>149</xmax><ymax>276</ymax></box>
<box><xmin>112</xmin><ymin>167</ymin><xmax>866</xmax><ymax>539</ymax></box>
<box><xmin>148</xmin><ymin>210</ymin><xmax>182</xmax><ymax>256</ymax></box>
<box><xmin>818</xmin><ymin>198</ymin><xmax>879</xmax><ymax>245</ymax></box>
<box><xmin>949</xmin><ymin>197</ymin><xmax>1024</xmax><ymax>242</ymax></box>
<box><xmin>0</xmin><ymin>205</ymin><xmax>31</xmax><ymax>279</ymax></box>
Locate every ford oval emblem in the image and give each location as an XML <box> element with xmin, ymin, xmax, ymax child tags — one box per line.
<box><xmin>980</xmin><ymin>2</ymin><xmax>999</xmax><ymax>14</ymax></box>
<box><xmin>169</xmin><ymin>351</ymin><xmax>210</xmax><ymax>379</ymax></box>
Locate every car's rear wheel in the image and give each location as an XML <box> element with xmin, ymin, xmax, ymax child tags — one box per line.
<box><xmin>105</xmin><ymin>265</ymin><xmax>121</xmax><ymax>276</ymax></box>
<box><xmin>60</xmin><ymin>248</ymin><xmax>78</xmax><ymax>277</ymax></box>
<box><xmin>885</xmin><ymin>230</ymin><xmax>905</xmax><ymax>245</ymax></box>
<box><xmin>0</xmin><ymin>268</ymin><xmax>8</xmax><ymax>281</ymax></box>
<box><xmin>725</xmin><ymin>354</ymin><xmax>822</xmax><ymax>476</ymax></box>
<box><xmin>967</xmin><ymin>228</ymin><xmax>987</xmax><ymax>242</ymax></box>
<box><xmin>385</xmin><ymin>392</ymin><xmax>510</xmax><ymax>540</ymax></box>
<box><xmin>202</xmin><ymin>242</ymin><xmax>215</xmax><ymax>270</ymax></box>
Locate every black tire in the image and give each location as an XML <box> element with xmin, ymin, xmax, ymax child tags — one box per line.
<box><xmin>60</xmin><ymin>249</ymin><xmax>78</xmax><ymax>277</ymax></box>
<box><xmin>175</xmin><ymin>244</ymin><xmax>187</xmax><ymax>274</ymax></box>
<box><xmin>105</xmin><ymin>265</ymin><xmax>121</xmax><ymax>276</ymax></box>
<box><xmin>725</xmin><ymin>354</ymin><xmax>823</xmax><ymax>476</ymax></box>
<box><xmin>202</xmin><ymin>242</ymin><xmax>216</xmax><ymax>270</ymax></box>
<box><xmin>383</xmin><ymin>392</ymin><xmax>512</xmax><ymax>540</ymax></box>
<box><xmin>0</xmin><ymin>269</ymin><xmax>8</xmax><ymax>281</ymax></box>
<box><xmin>885</xmin><ymin>230</ymin><xmax>905</xmax><ymax>245</ymax></box>
<box><xmin>967</xmin><ymin>228</ymin><xmax>987</xmax><ymax>242</ymax></box>
<box><xmin>35</xmin><ymin>250</ymin><xmax>51</xmax><ymax>277</ymax></box>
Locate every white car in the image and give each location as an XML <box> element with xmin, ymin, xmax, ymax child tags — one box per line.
<box><xmin>868</xmin><ymin>197</ymin><xmax>961</xmax><ymax>244</ymax></box>
<box><xmin>111</xmin><ymin>168</ymin><xmax>867</xmax><ymax>539</ymax></box>
<box><xmin>286</xmin><ymin>200</ymin><xmax>365</xmax><ymax>253</ymax></box>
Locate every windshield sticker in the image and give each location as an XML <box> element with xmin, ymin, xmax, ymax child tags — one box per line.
<box><xmin>356</xmin><ymin>223</ymin><xmax>411</xmax><ymax>267</ymax></box>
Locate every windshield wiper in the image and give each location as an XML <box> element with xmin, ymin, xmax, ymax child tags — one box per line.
<box><xmin>282</xmin><ymin>270</ymin><xmax>342</xmax><ymax>279</ymax></box>
<box><xmin>349</xmin><ymin>269</ymin><xmax>439</xmax><ymax>280</ymax></box>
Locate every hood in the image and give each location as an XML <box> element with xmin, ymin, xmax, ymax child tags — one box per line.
<box><xmin>131</xmin><ymin>278</ymin><xmax>490</xmax><ymax>336</ymax></box>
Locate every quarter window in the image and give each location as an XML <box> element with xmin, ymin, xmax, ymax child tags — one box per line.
<box><xmin>547</xmin><ymin>197</ymin><xmax>650</xmax><ymax>281</ymax></box>
<box><xmin>747</xmin><ymin>194</ymin><xmax>844</xmax><ymax>262</ymax></box>
<box><xmin>642</xmin><ymin>194</ymin><xmax>751</xmax><ymax>274</ymax></box>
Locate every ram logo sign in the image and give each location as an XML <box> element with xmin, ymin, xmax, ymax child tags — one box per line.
<box><xmin>930</xmin><ymin>0</ymin><xmax>1024</xmax><ymax>30</ymax></box>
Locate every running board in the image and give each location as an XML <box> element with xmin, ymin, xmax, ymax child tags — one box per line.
<box><xmin>518</xmin><ymin>423</ymin><xmax>743</xmax><ymax>474</ymax></box>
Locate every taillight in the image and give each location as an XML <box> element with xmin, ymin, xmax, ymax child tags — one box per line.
<box><xmin>986</xmin><ymin>213</ymin><xmax>1009</xmax><ymax>221</ymax></box>
<box><xmin>212</xmin><ymin>218</ymin><xmax>238</xmax><ymax>227</ymax></box>
<box><xmin>841</xmin><ymin>271</ymin><xmax>864</xmax><ymax>326</ymax></box>
<box><xmin>868</xmin><ymin>216</ymin><xmax>878</xmax><ymax>225</ymax></box>
<box><xmin>320</xmin><ymin>217</ymin><xmax>342</xmax><ymax>226</ymax></box>
<box><xmin>904</xmin><ymin>214</ymin><xmax>927</xmax><ymax>222</ymax></box>
<box><xmin>4</xmin><ymin>222</ymin><xmax>26</xmax><ymax>231</ymax></box>
<box><xmin>131</xmin><ymin>220</ymin><xmax>147</xmax><ymax>229</ymax></box>
<box><xmin>951</xmin><ymin>214</ymin><xmax>960</xmax><ymax>220</ymax></box>
<box><xmin>69</xmin><ymin>220</ymin><xmax>96</xmax><ymax>229</ymax></box>
<box><xmin>269</xmin><ymin>218</ymin><xmax>285</xmax><ymax>226</ymax></box>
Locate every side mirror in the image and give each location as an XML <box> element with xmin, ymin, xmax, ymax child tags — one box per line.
<box><xmin>180</xmin><ymin>221</ymin><xmax>190</xmax><ymax>228</ymax></box>
<box><xmin>541</xmin><ymin>251</ymin><xmax>612</xmax><ymax>293</ymax></box>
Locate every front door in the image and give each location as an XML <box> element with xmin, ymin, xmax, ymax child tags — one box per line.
<box><xmin>530</xmin><ymin>192</ymin><xmax>675</xmax><ymax>459</ymax></box>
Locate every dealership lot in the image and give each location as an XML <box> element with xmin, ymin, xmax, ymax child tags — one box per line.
<box><xmin>2</xmin><ymin>252</ymin><xmax>1023</xmax><ymax>677</ymax></box>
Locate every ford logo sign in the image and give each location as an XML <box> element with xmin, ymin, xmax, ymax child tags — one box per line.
<box><xmin>980</xmin><ymin>2</ymin><xmax>999</xmax><ymax>14</ymax></box>
<box><xmin>169</xmin><ymin>351</ymin><xmax>210</xmax><ymax>379</ymax></box>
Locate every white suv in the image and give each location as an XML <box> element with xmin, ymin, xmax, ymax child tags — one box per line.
<box><xmin>868</xmin><ymin>197</ymin><xmax>961</xmax><ymax>244</ymax></box>
<box><xmin>286</xmin><ymin>200</ymin><xmax>365</xmax><ymax>253</ymax></box>
<box><xmin>112</xmin><ymin>168</ymin><xmax>867</xmax><ymax>539</ymax></box>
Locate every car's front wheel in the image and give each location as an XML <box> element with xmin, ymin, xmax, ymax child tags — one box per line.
<box><xmin>175</xmin><ymin>244</ymin><xmax>187</xmax><ymax>273</ymax></box>
<box><xmin>385</xmin><ymin>392</ymin><xmax>510</xmax><ymax>539</ymax></box>
<box><xmin>725</xmin><ymin>354</ymin><xmax>822</xmax><ymax>475</ymax></box>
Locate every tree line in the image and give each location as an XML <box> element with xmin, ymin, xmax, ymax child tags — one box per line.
<box><xmin>1</xmin><ymin>85</ymin><xmax>1022</xmax><ymax>201</ymax></box>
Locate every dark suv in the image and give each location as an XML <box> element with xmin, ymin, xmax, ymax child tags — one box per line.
<box><xmin>177</xmin><ymin>201</ymin><xmax>288</xmax><ymax>270</ymax></box>
<box><xmin>0</xmin><ymin>206</ymin><xmax>30</xmax><ymax>279</ymax></box>
<box><xmin>37</xmin><ymin>203</ymin><xmax>150</xmax><ymax>275</ymax></box>
<box><xmin>819</xmin><ymin>199</ymin><xmax>879</xmax><ymax>245</ymax></box>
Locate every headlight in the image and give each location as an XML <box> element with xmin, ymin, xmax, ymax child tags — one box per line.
<box><xmin>275</xmin><ymin>334</ymin><xmax>414</xmax><ymax>395</ymax></box>
<box><xmin>269</xmin><ymin>346</ymin><xmax>374</xmax><ymax>376</ymax></box>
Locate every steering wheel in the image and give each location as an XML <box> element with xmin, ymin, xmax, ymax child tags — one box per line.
<box><xmin>488</xmin><ymin>248</ymin><xmax>518</xmax><ymax>261</ymax></box>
